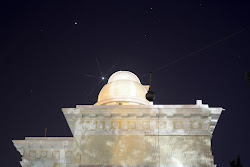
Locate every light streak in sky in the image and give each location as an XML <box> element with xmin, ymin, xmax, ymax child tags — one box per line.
<box><xmin>141</xmin><ymin>27</ymin><xmax>248</xmax><ymax>79</ymax></box>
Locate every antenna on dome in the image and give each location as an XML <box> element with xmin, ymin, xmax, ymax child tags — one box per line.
<box><xmin>150</xmin><ymin>72</ymin><xmax>152</xmax><ymax>90</ymax></box>
<box><xmin>146</xmin><ymin>72</ymin><xmax>155</xmax><ymax>102</ymax></box>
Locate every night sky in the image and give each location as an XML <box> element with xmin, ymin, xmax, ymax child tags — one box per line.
<box><xmin>1</xmin><ymin>1</ymin><xmax>250</xmax><ymax>166</ymax></box>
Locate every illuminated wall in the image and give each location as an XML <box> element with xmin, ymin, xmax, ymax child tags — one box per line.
<box><xmin>63</xmin><ymin>103</ymin><xmax>222</xmax><ymax>167</ymax></box>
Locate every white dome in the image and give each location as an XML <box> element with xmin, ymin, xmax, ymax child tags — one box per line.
<box><xmin>108</xmin><ymin>71</ymin><xmax>140</xmax><ymax>83</ymax></box>
<box><xmin>95</xmin><ymin>71</ymin><xmax>149</xmax><ymax>105</ymax></box>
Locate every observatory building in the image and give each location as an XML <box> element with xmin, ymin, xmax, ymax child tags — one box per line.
<box><xmin>13</xmin><ymin>71</ymin><xmax>223</xmax><ymax>167</ymax></box>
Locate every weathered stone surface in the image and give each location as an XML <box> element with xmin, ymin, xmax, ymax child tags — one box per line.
<box><xmin>72</xmin><ymin>135</ymin><xmax>214</xmax><ymax>166</ymax></box>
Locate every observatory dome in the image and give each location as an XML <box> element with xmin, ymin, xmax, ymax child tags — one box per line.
<box><xmin>108</xmin><ymin>71</ymin><xmax>141</xmax><ymax>83</ymax></box>
<box><xmin>95</xmin><ymin>71</ymin><xmax>150</xmax><ymax>105</ymax></box>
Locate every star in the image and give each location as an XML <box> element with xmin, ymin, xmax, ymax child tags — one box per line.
<box><xmin>74</xmin><ymin>22</ymin><xmax>78</xmax><ymax>25</ymax></box>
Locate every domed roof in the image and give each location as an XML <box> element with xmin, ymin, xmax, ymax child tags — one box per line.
<box><xmin>108</xmin><ymin>71</ymin><xmax>140</xmax><ymax>83</ymax></box>
<box><xmin>95</xmin><ymin>71</ymin><xmax>150</xmax><ymax>105</ymax></box>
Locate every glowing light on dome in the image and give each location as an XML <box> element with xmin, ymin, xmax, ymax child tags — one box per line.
<box><xmin>95</xmin><ymin>71</ymin><xmax>150</xmax><ymax>105</ymax></box>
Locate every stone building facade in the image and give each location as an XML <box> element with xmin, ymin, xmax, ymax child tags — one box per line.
<box><xmin>13</xmin><ymin>71</ymin><xmax>223</xmax><ymax>167</ymax></box>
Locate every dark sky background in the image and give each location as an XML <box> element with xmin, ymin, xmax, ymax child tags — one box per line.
<box><xmin>1</xmin><ymin>1</ymin><xmax>250</xmax><ymax>166</ymax></box>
